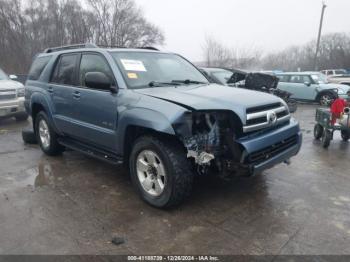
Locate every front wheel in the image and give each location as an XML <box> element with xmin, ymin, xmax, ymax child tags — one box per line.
<box><xmin>314</xmin><ymin>124</ymin><xmax>323</xmax><ymax>140</ymax></box>
<box><xmin>341</xmin><ymin>130</ymin><xmax>350</xmax><ymax>142</ymax></box>
<box><xmin>129</xmin><ymin>136</ymin><xmax>194</xmax><ymax>208</ymax></box>
<box><xmin>321</xmin><ymin>129</ymin><xmax>332</xmax><ymax>148</ymax></box>
<box><xmin>319</xmin><ymin>93</ymin><xmax>335</xmax><ymax>106</ymax></box>
<box><xmin>35</xmin><ymin>111</ymin><xmax>65</xmax><ymax>156</ymax></box>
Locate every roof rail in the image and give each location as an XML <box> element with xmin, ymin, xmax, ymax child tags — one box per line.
<box><xmin>44</xmin><ymin>43</ymin><xmax>98</xmax><ymax>53</ymax></box>
<box><xmin>43</xmin><ymin>43</ymin><xmax>159</xmax><ymax>53</ymax></box>
<box><xmin>97</xmin><ymin>44</ymin><xmax>159</xmax><ymax>51</ymax></box>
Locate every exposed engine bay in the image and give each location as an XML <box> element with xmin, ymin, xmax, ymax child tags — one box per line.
<box><xmin>175</xmin><ymin>111</ymin><xmax>247</xmax><ymax>178</ymax></box>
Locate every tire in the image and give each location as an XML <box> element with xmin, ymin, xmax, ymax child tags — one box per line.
<box><xmin>314</xmin><ymin>124</ymin><xmax>323</xmax><ymax>140</ymax></box>
<box><xmin>22</xmin><ymin>128</ymin><xmax>37</xmax><ymax>144</ymax></box>
<box><xmin>35</xmin><ymin>111</ymin><xmax>64</xmax><ymax>156</ymax></box>
<box><xmin>318</xmin><ymin>93</ymin><xmax>335</xmax><ymax>106</ymax></box>
<box><xmin>287</xmin><ymin>99</ymin><xmax>297</xmax><ymax>113</ymax></box>
<box><xmin>129</xmin><ymin>135</ymin><xmax>194</xmax><ymax>208</ymax></box>
<box><xmin>321</xmin><ymin>129</ymin><xmax>332</xmax><ymax>148</ymax></box>
<box><xmin>15</xmin><ymin>113</ymin><xmax>29</xmax><ymax>122</ymax></box>
<box><xmin>341</xmin><ymin>130</ymin><xmax>350</xmax><ymax>142</ymax></box>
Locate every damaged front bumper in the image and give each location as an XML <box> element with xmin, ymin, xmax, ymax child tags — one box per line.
<box><xmin>238</xmin><ymin>118</ymin><xmax>302</xmax><ymax>175</ymax></box>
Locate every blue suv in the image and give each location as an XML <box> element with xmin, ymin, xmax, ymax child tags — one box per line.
<box><xmin>24</xmin><ymin>44</ymin><xmax>302</xmax><ymax>208</ymax></box>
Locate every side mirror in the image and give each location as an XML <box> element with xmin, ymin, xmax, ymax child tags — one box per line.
<box><xmin>9</xmin><ymin>74</ymin><xmax>18</xmax><ymax>80</ymax></box>
<box><xmin>85</xmin><ymin>72</ymin><xmax>114</xmax><ymax>91</ymax></box>
<box><xmin>304</xmin><ymin>82</ymin><xmax>311</xmax><ymax>86</ymax></box>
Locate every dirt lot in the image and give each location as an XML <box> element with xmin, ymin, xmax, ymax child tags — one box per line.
<box><xmin>0</xmin><ymin>104</ymin><xmax>350</xmax><ymax>255</ymax></box>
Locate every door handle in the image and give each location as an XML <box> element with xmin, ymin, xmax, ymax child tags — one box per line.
<box><xmin>73</xmin><ymin>91</ymin><xmax>81</xmax><ymax>99</ymax></box>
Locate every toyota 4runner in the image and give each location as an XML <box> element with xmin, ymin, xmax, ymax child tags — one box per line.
<box><xmin>24</xmin><ymin>44</ymin><xmax>302</xmax><ymax>208</ymax></box>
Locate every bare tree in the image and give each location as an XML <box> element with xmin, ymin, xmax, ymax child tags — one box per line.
<box><xmin>86</xmin><ymin>0</ymin><xmax>164</xmax><ymax>47</ymax></box>
<box><xmin>0</xmin><ymin>0</ymin><xmax>165</xmax><ymax>74</ymax></box>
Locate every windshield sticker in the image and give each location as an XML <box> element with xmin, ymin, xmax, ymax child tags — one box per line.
<box><xmin>121</xmin><ymin>59</ymin><xmax>147</xmax><ymax>72</ymax></box>
<box><xmin>127</xmin><ymin>73</ymin><xmax>138</xmax><ymax>79</ymax></box>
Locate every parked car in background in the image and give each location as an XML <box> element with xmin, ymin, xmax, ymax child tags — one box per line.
<box><xmin>321</xmin><ymin>69</ymin><xmax>350</xmax><ymax>85</ymax></box>
<box><xmin>201</xmin><ymin>67</ymin><xmax>297</xmax><ymax>112</ymax></box>
<box><xmin>276</xmin><ymin>72</ymin><xmax>350</xmax><ymax>106</ymax></box>
<box><xmin>0</xmin><ymin>68</ymin><xmax>28</xmax><ymax>121</ymax></box>
<box><xmin>24</xmin><ymin>44</ymin><xmax>302</xmax><ymax>208</ymax></box>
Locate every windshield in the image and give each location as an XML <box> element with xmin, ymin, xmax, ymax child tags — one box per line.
<box><xmin>212</xmin><ymin>70</ymin><xmax>234</xmax><ymax>84</ymax></box>
<box><xmin>311</xmin><ymin>73</ymin><xmax>328</xmax><ymax>84</ymax></box>
<box><xmin>111</xmin><ymin>52</ymin><xmax>208</xmax><ymax>89</ymax></box>
<box><xmin>0</xmin><ymin>69</ymin><xmax>8</xmax><ymax>80</ymax></box>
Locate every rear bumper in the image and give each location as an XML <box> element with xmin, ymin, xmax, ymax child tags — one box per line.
<box><xmin>238</xmin><ymin>118</ymin><xmax>302</xmax><ymax>175</ymax></box>
<box><xmin>0</xmin><ymin>97</ymin><xmax>26</xmax><ymax>118</ymax></box>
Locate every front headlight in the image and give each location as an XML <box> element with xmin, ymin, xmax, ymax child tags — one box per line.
<box><xmin>17</xmin><ymin>87</ymin><xmax>25</xmax><ymax>97</ymax></box>
<box><xmin>337</xmin><ymin>88</ymin><xmax>345</xmax><ymax>95</ymax></box>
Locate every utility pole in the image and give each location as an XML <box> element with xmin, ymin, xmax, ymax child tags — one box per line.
<box><xmin>314</xmin><ymin>1</ymin><xmax>327</xmax><ymax>71</ymax></box>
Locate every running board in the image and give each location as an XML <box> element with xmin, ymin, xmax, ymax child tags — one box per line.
<box><xmin>58</xmin><ymin>137</ymin><xmax>123</xmax><ymax>165</ymax></box>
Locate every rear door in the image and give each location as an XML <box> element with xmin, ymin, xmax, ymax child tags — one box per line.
<box><xmin>49</xmin><ymin>53</ymin><xmax>80</xmax><ymax>135</ymax></box>
<box><xmin>71</xmin><ymin>52</ymin><xmax>118</xmax><ymax>151</ymax></box>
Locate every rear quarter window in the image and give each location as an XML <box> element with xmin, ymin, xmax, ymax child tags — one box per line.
<box><xmin>28</xmin><ymin>56</ymin><xmax>51</xmax><ymax>80</ymax></box>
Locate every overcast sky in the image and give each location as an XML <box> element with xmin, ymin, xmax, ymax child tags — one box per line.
<box><xmin>136</xmin><ymin>0</ymin><xmax>350</xmax><ymax>61</ymax></box>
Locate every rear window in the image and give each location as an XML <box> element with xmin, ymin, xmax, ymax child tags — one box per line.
<box><xmin>28</xmin><ymin>56</ymin><xmax>51</xmax><ymax>80</ymax></box>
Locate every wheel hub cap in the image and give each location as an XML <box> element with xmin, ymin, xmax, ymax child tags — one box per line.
<box><xmin>39</xmin><ymin>119</ymin><xmax>50</xmax><ymax>149</ymax></box>
<box><xmin>136</xmin><ymin>150</ymin><xmax>166</xmax><ymax>197</ymax></box>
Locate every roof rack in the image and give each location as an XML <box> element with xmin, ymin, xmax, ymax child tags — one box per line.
<box><xmin>44</xmin><ymin>43</ymin><xmax>98</xmax><ymax>53</ymax></box>
<box><xmin>43</xmin><ymin>43</ymin><xmax>159</xmax><ymax>53</ymax></box>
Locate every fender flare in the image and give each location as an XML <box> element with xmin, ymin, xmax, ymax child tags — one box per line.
<box><xmin>116</xmin><ymin>108</ymin><xmax>177</xmax><ymax>154</ymax></box>
<box><xmin>30</xmin><ymin>93</ymin><xmax>62</xmax><ymax>134</ymax></box>
<box><xmin>315</xmin><ymin>89</ymin><xmax>337</xmax><ymax>101</ymax></box>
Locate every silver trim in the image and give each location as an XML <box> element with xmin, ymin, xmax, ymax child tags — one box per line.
<box><xmin>244</xmin><ymin>105</ymin><xmax>290</xmax><ymax>133</ymax></box>
<box><xmin>246</xmin><ymin>106</ymin><xmax>286</xmax><ymax>120</ymax></box>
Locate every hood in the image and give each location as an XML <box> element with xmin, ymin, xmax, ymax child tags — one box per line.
<box><xmin>0</xmin><ymin>80</ymin><xmax>23</xmax><ymax>90</ymax></box>
<box><xmin>319</xmin><ymin>83</ymin><xmax>350</xmax><ymax>93</ymax></box>
<box><xmin>134</xmin><ymin>84</ymin><xmax>282</xmax><ymax>117</ymax></box>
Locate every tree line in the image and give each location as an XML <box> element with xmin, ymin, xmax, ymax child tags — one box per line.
<box><xmin>0</xmin><ymin>0</ymin><xmax>164</xmax><ymax>74</ymax></box>
<box><xmin>202</xmin><ymin>32</ymin><xmax>350</xmax><ymax>72</ymax></box>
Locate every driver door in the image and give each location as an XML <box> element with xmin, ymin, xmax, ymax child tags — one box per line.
<box><xmin>70</xmin><ymin>53</ymin><xmax>118</xmax><ymax>151</ymax></box>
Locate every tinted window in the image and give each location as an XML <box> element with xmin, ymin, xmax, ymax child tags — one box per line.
<box><xmin>28</xmin><ymin>56</ymin><xmax>51</xmax><ymax>80</ymax></box>
<box><xmin>277</xmin><ymin>75</ymin><xmax>290</xmax><ymax>82</ymax></box>
<box><xmin>79</xmin><ymin>54</ymin><xmax>114</xmax><ymax>88</ymax></box>
<box><xmin>327</xmin><ymin>70</ymin><xmax>334</xmax><ymax>75</ymax></box>
<box><xmin>51</xmin><ymin>54</ymin><xmax>79</xmax><ymax>85</ymax></box>
<box><xmin>290</xmin><ymin>75</ymin><xmax>311</xmax><ymax>84</ymax></box>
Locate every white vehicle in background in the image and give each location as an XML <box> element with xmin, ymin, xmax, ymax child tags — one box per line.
<box><xmin>0</xmin><ymin>68</ymin><xmax>28</xmax><ymax>121</ymax></box>
<box><xmin>321</xmin><ymin>69</ymin><xmax>350</xmax><ymax>86</ymax></box>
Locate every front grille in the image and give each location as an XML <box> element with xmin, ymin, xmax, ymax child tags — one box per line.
<box><xmin>0</xmin><ymin>94</ymin><xmax>16</xmax><ymax>100</ymax></box>
<box><xmin>244</xmin><ymin>103</ymin><xmax>290</xmax><ymax>133</ymax></box>
<box><xmin>0</xmin><ymin>89</ymin><xmax>16</xmax><ymax>100</ymax></box>
<box><xmin>246</xmin><ymin>135</ymin><xmax>298</xmax><ymax>165</ymax></box>
<box><xmin>246</xmin><ymin>103</ymin><xmax>282</xmax><ymax>114</ymax></box>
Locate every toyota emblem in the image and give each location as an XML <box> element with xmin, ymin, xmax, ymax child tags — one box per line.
<box><xmin>267</xmin><ymin>111</ymin><xmax>277</xmax><ymax>125</ymax></box>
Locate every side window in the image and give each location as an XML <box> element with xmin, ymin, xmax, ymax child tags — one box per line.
<box><xmin>327</xmin><ymin>70</ymin><xmax>333</xmax><ymax>75</ymax></box>
<box><xmin>51</xmin><ymin>54</ymin><xmax>79</xmax><ymax>85</ymax></box>
<box><xmin>290</xmin><ymin>75</ymin><xmax>302</xmax><ymax>83</ymax></box>
<box><xmin>79</xmin><ymin>54</ymin><xmax>114</xmax><ymax>88</ymax></box>
<box><xmin>301</xmin><ymin>75</ymin><xmax>311</xmax><ymax>84</ymax></box>
<box><xmin>28</xmin><ymin>56</ymin><xmax>51</xmax><ymax>80</ymax></box>
<box><xmin>277</xmin><ymin>75</ymin><xmax>289</xmax><ymax>83</ymax></box>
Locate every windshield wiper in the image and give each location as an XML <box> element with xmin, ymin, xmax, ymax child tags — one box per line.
<box><xmin>148</xmin><ymin>81</ymin><xmax>181</xmax><ymax>87</ymax></box>
<box><xmin>172</xmin><ymin>79</ymin><xmax>207</xmax><ymax>85</ymax></box>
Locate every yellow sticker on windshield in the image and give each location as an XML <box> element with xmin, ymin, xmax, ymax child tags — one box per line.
<box><xmin>127</xmin><ymin>73</ymin><xmax>138</xmax><ymax>79</ymax></box>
